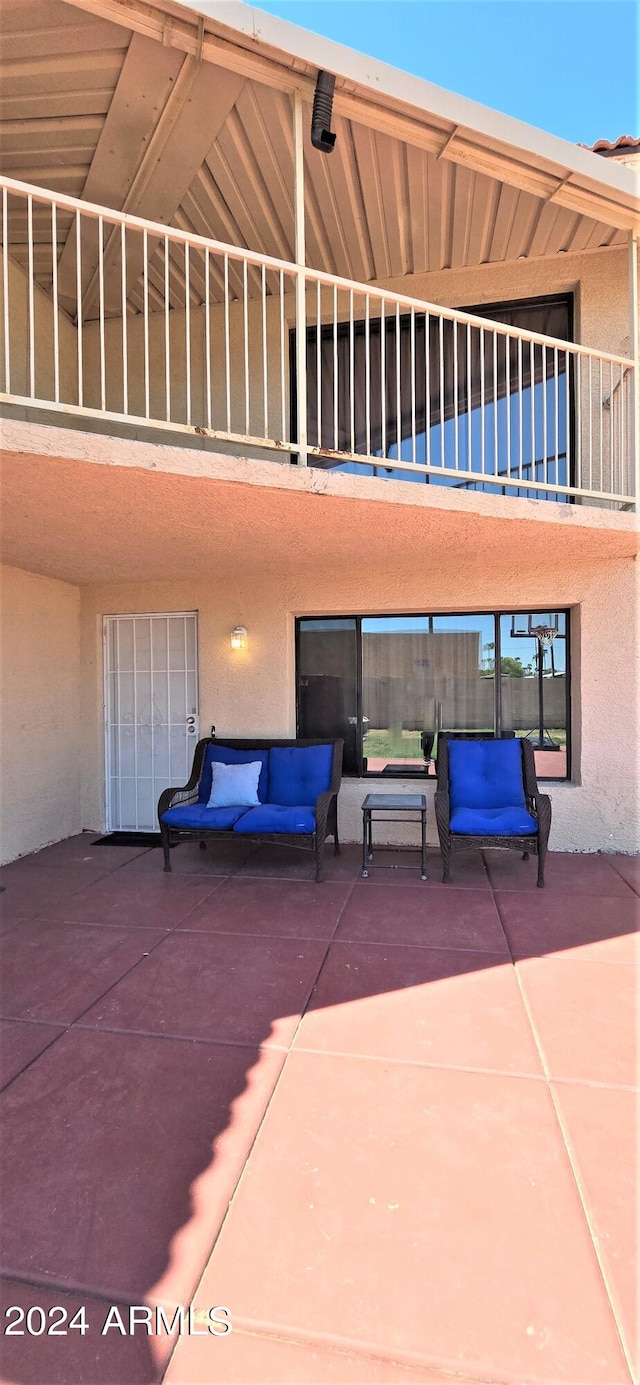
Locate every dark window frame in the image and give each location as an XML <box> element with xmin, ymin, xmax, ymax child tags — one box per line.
<box><xmin>295</xmin><ymin>608</ymin><xmax>571</xmax><ymax>782</ymax></box>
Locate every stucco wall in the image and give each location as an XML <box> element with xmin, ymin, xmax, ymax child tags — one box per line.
<box><xmin>0</xmin><ymin>563</ymin><xmax>81</xmax><ymax>863</ymax></box>
<box><xmin>79</xmin><ymin>553</ymin><xmax>638</xmax><ymax>853</ymax></box>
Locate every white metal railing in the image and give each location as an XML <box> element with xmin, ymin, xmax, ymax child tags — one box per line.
<box><xmin>0</xmin><ymin>175</ymin><xmax>636</xmax><ymax>509</ymax></box>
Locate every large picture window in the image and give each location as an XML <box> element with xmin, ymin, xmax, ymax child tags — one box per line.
<box><xmin>296</xmin><ymin>610</ymin><xmax>570</xmax><ymax>781</ymax></box>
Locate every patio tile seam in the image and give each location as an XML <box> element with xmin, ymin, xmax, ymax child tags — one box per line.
<box><xmin>31</xmin><ymin>927</ymin><xmax>178</xmax><ymax>1032</ymax></box>
<box><xmin>161</xmin><ymin>875</ymin><xmax>362</xmax><ymax>1384</ymax></box>
<box><xmin>333</xmin><ymin>934</ymin><xmax>510</xmax><ymax>957</ymax></box>
<box><xmin>511</xmin><ymin>952</ymin><xmax>638</xmax><ymax>966</ymax></box>
<box><xmin>0</xmin><ymin>1026</ymin><xmax>67</xmax><ymax>1095</ymax></box>
<box><xmin>172</xmin><ymin>925</ymin><xmax>347</xmax><ymax>941</ymax></box>
<box><xmin>69</xmin><ymin>1022</ymin><xmax>289</xmax><ymax>1054</ymax></box>
<box><xmin>197</xmin><ymin>1324</ymin><xmax>489</xmax><ymax>1385</ymax></box>
<box><xmin>288</xmin><ymin>1043</ymin><xmax>547</xmax><ymax>1081</ymax></box>
<box><xmin>605</xmin><ymin>858</ymin><xmax>640</xmax><ymax>896</ymax></box>
<box><xmin>550</xmin><ymin>1074</ymin><xmax>639</xmax><ymax>1093</ymax></box>
<box><xmin>509</xmin><ymin>956</ymin><xmax>637</xmax><ymax>1382</ymax></box>
<box><xmin>206</xmin><ymin>1315</ymin><xmax>517</xmax><ymax>1385</ymax></box>
<box><xmin>0</xmin><ymin>1267</ymin><xmax>163</xmax><ymax>1310</ymax></box>
<box><xmin>9</xmin><ymin>916</ymin><xmax>174</xmax><ymax>932</ymax></box>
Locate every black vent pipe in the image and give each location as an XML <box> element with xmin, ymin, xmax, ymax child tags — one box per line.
<box><xmin>311</xmin><ymin>71</ymin><xmax>336</xmax><ymax>153</ymax></box>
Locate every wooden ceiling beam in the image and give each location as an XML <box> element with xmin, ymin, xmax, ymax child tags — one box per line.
<box><xmin>58</xmin><ymin>0</ymin><xmax>640</xmax><ymax>236</ymax></box>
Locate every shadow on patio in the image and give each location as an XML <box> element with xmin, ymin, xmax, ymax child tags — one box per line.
<box><xmin>0</xmin><ymin>835</ymin><xmax>637</xmax><ymax>1385</ymax></box>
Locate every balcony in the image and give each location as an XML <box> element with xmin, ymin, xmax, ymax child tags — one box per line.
<box><xmin>1</xmin><ymin>174</ymin><xmax>637</xmax><ymax>511</ymax></box>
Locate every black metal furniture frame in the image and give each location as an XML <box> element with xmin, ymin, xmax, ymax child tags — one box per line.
<box><xmin>158</xmin><ymin>737</ymin><xmax>343</xmax><ymax>882</ymax></box>
<box><xmin>434</xmin><ymin>734</ymin><xmax>552</xmax><ymax>888</ymax></box>
<box><xmin>361</xmin><ymin>794</ymin><xmax>428</xmax><ymax>880</ymax></box>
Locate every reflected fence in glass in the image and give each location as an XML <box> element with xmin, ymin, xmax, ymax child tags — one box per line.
<box><xmin>296</xmin><ymin>610</ymin><xmax>570</xmax><ymax>781</ymax></box>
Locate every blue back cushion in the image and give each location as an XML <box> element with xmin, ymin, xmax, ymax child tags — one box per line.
<box><xmin>268</xmin><ymin>744</ymin><xmax>333</xmax><ymax>807</ymax></box>
<box><xmin>448</xmin><ymin>739</ymin><xmax>525</xmax><ymax>812</ymax></box>
<box><xmin>199</xmin><ymin>744</ymin><xmax>269</xmax><ymax>803</ymax></box>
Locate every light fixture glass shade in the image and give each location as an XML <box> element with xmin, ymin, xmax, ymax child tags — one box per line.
<box><xmin>230</xmin><ymin>625</ymin><xmax>247</xmax><ymax>649</ymax></box>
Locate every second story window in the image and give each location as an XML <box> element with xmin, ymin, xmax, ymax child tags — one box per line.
<box><xmin>295</xmin><ymin>293</ymin><xmax>573</xmax><ymax>501</ymax></box>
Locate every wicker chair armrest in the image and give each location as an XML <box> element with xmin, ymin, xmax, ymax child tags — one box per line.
<box><xmin>530</xmin><ymin>790</ymin><xmax>552</xmax><ymax>825</ymax></box>
<box><xmin>314</xmin><ymin>789</ymin><xmax>337</xmax><ymax>836</ymax></box>
<box><xmin>157</xmin><ymin>784</ymin><xmax>200</xmax><ymax>817</ymax></box>
<box><xmin>434</xmin><ymin>790</ymin><xmax>450</xmax><ymax>816</ymax></box>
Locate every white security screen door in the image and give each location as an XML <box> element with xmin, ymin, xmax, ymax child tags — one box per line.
<box><xmin>104</xmin><ymin>613</ymin><xmax>199</xmax><ymax>831</ymax></box>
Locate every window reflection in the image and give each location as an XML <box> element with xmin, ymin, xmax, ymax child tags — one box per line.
<box><xmin>361</xmin><ymin>613</ymin><xmax>496</xmax><ymax>775</ymax></box>
<box><xmin>500</xmin><ymin>612</ymin><xmax>568</xmax><ymax>780</ymax></box>
<box><xmin>295</xmin><ymin>610</ymin><xmax>569</xmax><ymax>781</ymax></box>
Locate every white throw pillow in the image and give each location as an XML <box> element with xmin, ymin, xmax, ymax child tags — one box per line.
<box><xmin>207</xmin><ymin>760</ymin><xmax>261</xmax><ymax>809</ymax></box>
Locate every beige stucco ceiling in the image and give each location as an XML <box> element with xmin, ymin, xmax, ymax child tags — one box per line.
<box><xmin>0</xmin><ymin>0</ymin><xmax>633</xmax><ymax>321</ymax></box>
<box><xmin>1</xmin><ymin>420</ymin><xmax>637</xmax><ymax>586</ymax></box>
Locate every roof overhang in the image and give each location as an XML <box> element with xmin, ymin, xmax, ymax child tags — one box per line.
<box><xmin>62</xmin><ymin>0</ymin><xmax>640</xmax><ymax>233</ymax></box>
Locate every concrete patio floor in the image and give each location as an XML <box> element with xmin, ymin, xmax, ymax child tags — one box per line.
<box><xmin>0</xmin><ymin>833</ymin><xmax>637</xmax><ymax>1385</ymax></box>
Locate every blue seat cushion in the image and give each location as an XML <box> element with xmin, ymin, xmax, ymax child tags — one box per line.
<box><xmin>162</xmin><ymin>804</ymin><xmax>249</xmax><ymax>830</ymax></box>
<box><xmin>449</xmin><ymin>739</ymin><xmax>526</xmax><ymax>813</ymax></box>
<box><xmin>233</xmin><ymin>804</ymin><xmax>316</xmax><ymax>835</ymax></box>
<box><xmin>267</xmin><ymin>745</ymin><xmax>333</xmax><ymax>807</ymax></box>
<box><xmin>450</xmin><ymin>805</ymin><xmax>537</xmax><ymax>836</ymax></box>
<box><xmin>199</xmin><ymin>745</ymin><xmax>269</xmax><ymax>803</ymax></box>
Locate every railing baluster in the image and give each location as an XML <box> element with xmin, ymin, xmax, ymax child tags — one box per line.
<box><xmin>410</xmin><ymin>307</ymin><xmax>416</xmax><ymax>466</ymax></box>
<box><xmin>121</xmin><ymin>223</ymin><xmax>129</xmax><ymax>416</ymax></box>
<box><xmin>452</xmin><ymin>317</ymin><xmax>458</xmax><ymax>474</ymax></box>
<box><xmin>599</xmin><ymin>358</ymin><xmax>603</xmax><ymax>491</ymax></box>
<box><xmin>609</xmin><ymin>360</ymin><xmax>614</xmax><ymax>496</ymax></box>
<box><xmin>350</xmin><ymin>288</ymin><xmax>356</xmax><ymax>456</ymax></box>
<box><xmin>184</xmin><ymin>240</ymin><xmax>191</xmax><ymax>427</ymax></box>
<box><xmin>465</xmin><ymin>320</ymin><xmax>471</xmax><ymax>473</ymax></box>
<box><xmin>279</xmin><ymin>268</ymin><xmax>286</xmax><ymax>442</ymax></box>
<box><xmin>163</xmin><ymin>234</ymin><xmax>170</xmax><ymax>422</ymax></box>
<box><xmin>425</xmin><ymin>311</ymin><xmax>431</xmax><ymax>471</ymax></box>
<box><xmin>530</xmin><ymin>339</ymin><xmax>535</xmax><ymax>485</ymax></box>
<box><xmin>493</xmin><ymin>330</ymin><xmax>498</xmax><ymax>481</ymax></box>
<box><xmin>143</xmin><ymin>228</ymin><xmax>150</xmax><ymax>419</ymax></box>
<box><xmin>2</xmin><ymin>186</ymin><xmax>10</xmax><ymax>394</ymax></box>
<box><xmin>565</xmin><ymin>350</ymin><xmax>570</xmax><ymax>491</ymax></box>
<box><xmin>439</xmin><ymin>314</ymin><xmax>445</xmax><ymax>470</ymax></box>
<box><xmin>204</xmin><ymin>246</ymin><xmax>211</xmax><ymax>432</ymax></box>
<box><xmin>517</xmin><ymin>336</ymin><xmax>523</xmax><ymax>488</ymax></box>
<box><xmin>365</xmin><ymin>294</ymin><xmax>371</xmax><ymax>457</ymax></box>
<box><xmin>588</xmin><ymin>357</ymin><xmax>593</xmax><ymax>492</ymax></box>
<box><xmin>554</xmin><ymin>347</ymin><xmax>559</xmax><ymax>488</ymax></box>
<box><xmin>396</xmin><ymin>300</ymin><xmax>401</xmax><ymax>462</ymax></box>
<box><xmin>224</xmin><ymin>252</ymin><xmax>231</xmax><ymax>433</ymax></box>
<box><xmin>262</xmin><ymin>262</ymin><xmax>268</xmax><ymax>439</ymax></box>
<box><xmin>243</xmin><ymin>257</ymin><xmax>249</xmax><ymax>436</ymax></box>
<box><xmin>98</xmin><ymin>215</ymin><xmax>106</xmax><ymax>412</ymax></box>
<box><xmin>316</xmin><ymin>278</ymin><xmax>321</xmax><ymax>450</ymax></box>
<box><xmin>333</xmin><ymin>283</ymin><xmax>338</xmax><ymax>453</ymax></box>
<box><xmin>480</xmin><ymin>324</ymin><xmax>485</xmax><ymax>481</ymax></box>
<box><xmin>505</xmin><ymin>332</ymin><xmax>511</xmax><ymax>486</ymax></box>
<box><xmin>27</xmin><ymin>194</ymin><xmax>35</xmax><ymax>398</ymax></box>
<box><xmin>51</xmin><ymin>201</ymin><xmax>59</xmax><ymax>403</ymax></box>
<box><xmin>75</xmin><ymin>208</ymin><xmax>83</xmax><ymax>406</ymax></box>
<box><xmin>574</xmin><ymin>351</ymin><xmax>581</xmax><ymax>491</ymax></box>
<box><xmin>542</xmin><ymin>344</ymin><xmax>547</xmax><ymax>490</ymax></box>
<box><xmin>380</xmin><ymin>298</ymin><xmax>386</xmax><ymax>460</ymax></box>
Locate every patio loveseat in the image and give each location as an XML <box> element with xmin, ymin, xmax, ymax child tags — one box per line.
<box><xmin>158</xmin><ymin>737</ymin><xmax>343</xmax><ymax>881</ymax></box>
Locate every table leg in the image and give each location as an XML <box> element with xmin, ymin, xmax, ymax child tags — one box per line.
<box><xmin>421</xmin><ymin>809</ymin><xmax>427</xmax><ymax>880</ymax></box>
<box><xmin>362</xmin><ymin>811</ymin><xmax>369</xmax><ymax>878</ymax></box>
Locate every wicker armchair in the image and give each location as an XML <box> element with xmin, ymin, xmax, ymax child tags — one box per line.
<box><xmin>435</xmin><ymin>734</ymin><xmax>552</xmax><ymax>887</ymax></box>
<box><xmin>158</xmin><ymin>737</ymin><xmax>343</xmax><ymax>882</ymax></box>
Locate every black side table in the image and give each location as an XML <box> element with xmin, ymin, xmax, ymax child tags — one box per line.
<box><xmin>361</xmin><ymin>794</ymin><xmax>428</xmax><ymax>880</ymax></box>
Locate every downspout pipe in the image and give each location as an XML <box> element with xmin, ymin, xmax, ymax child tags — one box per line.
<box><xmin>311</xmin><ymin>71</ymin><xmax>336</xmax><ymax>153</ymax></box>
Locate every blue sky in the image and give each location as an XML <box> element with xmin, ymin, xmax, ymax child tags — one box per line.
<box><xmin>251</xmin><ymin>1</ymin><xmax>638</xmax><ymax>146</ymax></box>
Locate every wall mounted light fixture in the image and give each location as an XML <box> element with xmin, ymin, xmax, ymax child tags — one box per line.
<box><xmin>230</xmin><ymin>625</ymin><xmax>247</xmax><ymax>650</ymax></box>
